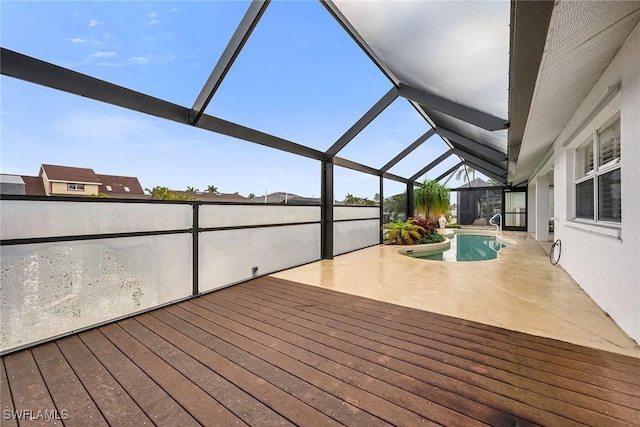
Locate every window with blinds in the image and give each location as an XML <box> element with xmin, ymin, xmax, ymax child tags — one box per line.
<box><xmin>574</xmin><ymin>114</ymin><xmax>621</xmax><ymax>224</ymax></box>
<box><xmin>598</xmin><ymin>119</ymin><xmax>621</xmax><ymax>169</ymax></box>
<box><xmin>576</xmin><ymin>139</ymin><xmax>594</xmax><ymax>179</ymax></box>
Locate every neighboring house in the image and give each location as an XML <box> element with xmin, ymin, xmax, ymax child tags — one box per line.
<box><xmin>249</xmin><ymin>192</ymin><xmax>320</xmax><ymax>205</ymax></box>
<box><xmin>1</xmin><ymin>174</ymin><xmax>48</xmax><ymax>196</ymax></box>
<box><xmin>174</xmin><ymin>191</ymin><xmax>248</xmax><ymax>203</ymax></box>
<box><xmin>0</xmin><ymin>164</ymin><xmax>145</xmax><ymax>198</ymax></box>
<box><xmin>40</xmin><ymin>164</ymin><xmax>102</xmax><ymax>196</ymax></box>
<box><xmin>0</xmin><ymin>175</ymin><xmax>27</xmax><ymax>195</ymax></box>
<box><xmin>97</xmin><ymin>174</ymin><xmax>145</xmax><ymax>199</ymax></box>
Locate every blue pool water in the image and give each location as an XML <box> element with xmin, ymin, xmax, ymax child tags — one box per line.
<box><xmin>412</xmin><ymin>234</ymin><xmax>505</xmax><ymax>262</ymax></box>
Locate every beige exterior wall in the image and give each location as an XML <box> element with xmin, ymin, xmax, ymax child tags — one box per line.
<box><xmin>50</xmin><ymin>182</ymin><xmax>100</xmax><ymax>196</ymax></box>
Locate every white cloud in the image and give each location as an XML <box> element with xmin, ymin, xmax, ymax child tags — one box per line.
<box><xmin>96</xmin><ymin>53</ymin><xmax>189</xmax><ymax>67</ymax></box>
<box><xmin>148</xmin><ymin>12</ymin><xmax>160</xmax><ymax>25</ymax></box>
<box><xmin>128</xmin><ymin>56</ymin><xmax>150</xmax><ymax>65</ymax></box>
<box><xmin>88</xmin><ymin>19</ymin><xmax>103</xmax><ymax>27</ymax></box>
<box><xmin>51</xmin><ymin>112</ymin><xmax>182</xmax><ymax>153</ymax></box>
<box><xmin>358</xmin><ymin>173</ymin><xmax>377</xmax><ymax>180</ymax></box>
<box><xmin>66</xmin><ymin>37</ymin><xmax>86</xmax><ymax>44</ymax></box>
<box><xmin>170</xmin><ymin>8</ymin><xmax>178</xmax><ymax>13</ymax></box>
<box><xmin>90</xmin><ymin>51</ymin><xmax>116</xmax><ymax>58</ymax></box>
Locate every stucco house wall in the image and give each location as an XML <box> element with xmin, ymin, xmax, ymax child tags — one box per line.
<box><xmin>50</xmin><ymin>181</ymin><xmax>100</xmax><ymax>196</ymax></box>
<box><xmin>552</xmin><ymin>23</ymin><xmax>640</xmax><ymax>343</ymax></box>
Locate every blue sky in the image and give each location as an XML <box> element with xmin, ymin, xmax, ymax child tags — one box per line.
<box><xmin>1</xmin><ymin>1</ymin><xmax>479</xmax><ymax>200</ymax></box>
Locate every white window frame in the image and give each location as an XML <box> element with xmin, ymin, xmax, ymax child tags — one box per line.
<box><xmin>573</xmin><ymin>113</ymin><xmax>621</xmax><ymax>225</ymax></box>
<box><xmin>67</xmin><ymin>183</ymin><xmax>85</xmax><ymax>191</ymax></box>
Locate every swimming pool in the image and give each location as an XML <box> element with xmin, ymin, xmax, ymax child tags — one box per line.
<box><xmin>406</xmin><ymin>234</ymin><xmax>506</xmax><ymax>262</ymax></box>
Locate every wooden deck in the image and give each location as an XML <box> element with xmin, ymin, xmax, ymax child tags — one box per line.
<box><xmin>2</xmin><ymin>277</ymin><xmax>640</xmax><ymax>426</ymax></box>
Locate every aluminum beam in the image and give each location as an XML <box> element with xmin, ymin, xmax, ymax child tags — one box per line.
<box><xmin>1</xmin><ymin>48</ymin><xmax>187</xmax><ymax>123</ymax></box>
<box><xmin>196</xmin><ymin>115</ymin><xmax>324</xmax><ymax>160</ymax></box>
<box><xmin>321</xmin><ymin>159</ymin><xmax>334</xmax><ymax>259</ymax></box>
<box><xmin>380</xmin><ymin>129</ymin><xmax>436</xmax><ymax>173</ymax></box>
<box><xmin>437</xmin><ymin>127</ymin><xmax>506</xmax><ymax>161</ymax></box>
<box><xmin>333</xmin><ymin>157</ymin><xmax>378</xmax><ymax>177</ymax></box>
<box><xmin>332</xmin><ymin>157</ymin><xmax>410</xmax><ymax>184</ymax></box>
<box><xmin>191</xmin><ymin>0</ymin><xmax>270</xmax><ymax>124</ymax></box>
<box><xmin>463</xmin><ymin>160</ymin><xmax>507</xmax><ymax>185</ymax></box>
<box><xmin>331</xmin><ymin>158</ymin><xmax>407</xmax><ymax>184</ymax></box>
<box><xmin>435</xmin><ymin>161</ymin><xmax>463</xmax><ymax>183</ymax></box>
<box><xmin>325</xmin><ymin>87</ymin><xmax>398</xmax><ymax>156</ymax></box>
<box><xmin>379</xmin><ymin>176</ymin><xmax>384</xmax><ymax>243</ymax></box>
<box><xmin>398</xmin><ymin>83</ymin><xmax>509</xmax><ymax>131</ymax></box>
<box><xmin>452</xmin><ymin>147</ymin><xmax>506</xmax><ymax>177</ymax></box>
<box><xmin>409</xmin><ymin>149</ymin><xmax>454</xmax><ymax>182</ymax></box>
<box><xmin>1</xmin><ymin>48</ymin><xmax>329</xmax><ymax>162</ymax></box>
<box><xmin>382</xmin><ymin>172</ymin><xmax>408</xmax><ymax>184</ymax></box>
<box><xmin>406</xmin><ymin>182</ymin><xmax>414</xmax><ymax>218</ymax></box>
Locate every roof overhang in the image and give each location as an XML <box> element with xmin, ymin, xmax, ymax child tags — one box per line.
<box><xmin>511</xmin><ymin>1</ymin><xmax>640</xmax><ymax>184</ymax></box>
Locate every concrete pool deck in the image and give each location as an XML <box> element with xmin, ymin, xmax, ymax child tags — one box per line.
<box><xmin>272</xmin><ymin>230</ymin><xmax>640</xmax><ymax>358</ymax></box>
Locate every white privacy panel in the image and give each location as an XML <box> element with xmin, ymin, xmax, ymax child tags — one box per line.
<box><xmin>0</xmin><ymin>200</ymin><xmax>192</xmax><ymax>240</ymax></box>
<box><xmin>0</xmin><ymin>234</ymin><xmax>192</xmax><ymax>352</ymax></box>
<box><xmin>199</xmin><ymin>205</ymin><xmax>320</xmax><ymax>228</ymax></box>
<box><xmin>333</xmin><ymin>206</ymin><xmax>380</xmax><ymax>221</ymax></box>
<box><xmin>333</xmin><ymin>219</ymin><xmax>380</xmax><ymax>256</ymax></box>
<box><xmin>199</xmin><ymin>224</ymin><xmax>320</xmax><ymax>292</ymax></box>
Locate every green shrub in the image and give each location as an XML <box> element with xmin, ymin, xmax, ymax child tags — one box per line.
<box><xmin>419</xmin><ymin>233</ymin><xmax>445</xmax><ymax>244</ymax></box>
<box><xmin>382</xmin><ymin>220</ymin><xmax>425</xmax><ymax>245</ymax></box>
<box><xmin>445</xmin><ymin>224</ymin><xmax>461</xmax><ymax>229</ymax></box>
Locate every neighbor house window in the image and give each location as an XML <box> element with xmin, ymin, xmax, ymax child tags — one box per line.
<box><xmin>67</xmin><ymin>183</ymin><xmax>85</xmax><ymax>191</ymax></box>
<box><xmin>574</xmin><ymin>115</ymin><xmax>621</xmax><ymax>223</ymax></box>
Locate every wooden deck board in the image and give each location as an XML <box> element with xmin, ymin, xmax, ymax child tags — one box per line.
<box><xmin>227</xmin><ymin>281</ymin><xmax>633</xmax><ymax>426</ymax></box>
<box><xmin>3</xmin><ymin>350</ymin><xmax>58</xmax><ymax>426</ymax></box>
<box><xmin>100</xmin><ymin>322</ymin><xmax>245</xmax><ymax>427</ymax></box>
<box><xmin>269</xmin><ymin>277</ymin><xmax>640</xmax><ymax>383</ymax></box>
<box><xmin>258</xmin><ymin>277</ymin><xmax>640</xmax><ymax>382</ymax></box>
<box><xmin>207</xmin><ymin>285</ymin><xmax>633</xmax><ymax>424</ymax></box>
<box><xmin>249</xmin><ymin>279</ymin><xmax>640</xmax><ymax>400</ymax></box>
<box><xmin>268</xmin><ymin>277</ymin><xmax>640</xmax><ymax>369</ymax></box>
<box><xmin>1</xmin><ymin>358</ymin><xmax>18</xmax><ymax>427</ymax></box>
<box><xmin>56</xmin><ymin>335</ymin><xmax>153</xmax><ymax>426</ymax></box>
<box><xmin>31</xmin><ymin>342</ymin><xmax>106</xmax><ymax>427</ymax></box>
<box><xmin>2</xmin><ymin>276</ymin><xmax>640</xmax><ymax>426</ymax></box>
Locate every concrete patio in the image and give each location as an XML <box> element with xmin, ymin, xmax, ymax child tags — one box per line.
<box><xmin>273</xmin><ymin>231</ymin><xmax>640</xmax><ymax>358</ymax></box>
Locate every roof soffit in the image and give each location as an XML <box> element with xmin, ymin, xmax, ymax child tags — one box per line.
<box><xmin>514</xmin><ymin>1</ymin><xmax>640</xmax><ymax>184</ymax></box>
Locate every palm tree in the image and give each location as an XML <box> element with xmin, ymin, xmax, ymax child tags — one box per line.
<box><xmin>247</xmin><ymin>192</ymin><xmax>256</xmax><ymax>199</ymax></box>
<box><xmin>385</xmin><ymin>192</ymin><xmax>407</xmax><ymax>221</ymax></box>
<box><xmin>205</xmin><ymin>184</ymin><xmax>218</xmax><ymax>194</ymax></box>
<box><xmin>414</xmin><ymin>179</ymin><xmax>450</xmax><ymax>222</ymax></box>
<box><xmin>455</xmin><ymin>165</ymin><xmax>476</xmax><ymax>184</ymax></box>
<box><xmin>344</xmin><ymin>193</ymin><xmax>358</xmax><ymax>205</ymax></box>
<box><xmin>186</xmin><ymin>186</ymin><xmax>199</xmax><ymax>192</ymax></box>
